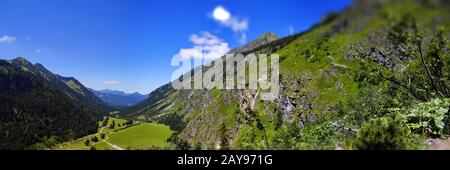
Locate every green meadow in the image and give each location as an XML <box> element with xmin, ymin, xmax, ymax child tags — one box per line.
<box><xmin>55</xmin><ymin>116</ymin><xmax>173</xmax><ymax>150</ymax></box>
<box><xmin>108</xmin><ymin>123</ymin><xmax>173</xmax><ymax>149</ymax></box>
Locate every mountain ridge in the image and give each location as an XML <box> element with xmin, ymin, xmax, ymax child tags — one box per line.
<box><xmin>88</xmin><ymin>88</ymin><xmax>148</xmax><ymax>109</ymax></box>
<box><xmin>228</xmin><ymin>32</ymin><xmax>280</xmax><ymax>54</ymax></box>
<box><xmin>0</xmin><ymin>57</ymin><xmax>104</xmax><ymax>149</ymax></box>
<box><xmin>28</xmin><ymin>59</ymin><xmax>112</xmax><ymax>114</ymax></box>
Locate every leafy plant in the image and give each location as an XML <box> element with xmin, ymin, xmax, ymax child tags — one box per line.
<box><xmin>273</xmin><ymin>121</ymin><xmax>349</xmax><ymax>150</ymax></box>
<box><xmin>352</xmin><ymin>116</ymin><xmax>421</xmax><ymax>150</ymax></box>
<box><xmin>397</xmin><ymin>98</ymin><xmax>449</xmax><ymax>137</ymax></box>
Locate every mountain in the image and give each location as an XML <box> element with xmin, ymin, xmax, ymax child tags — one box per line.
<box><xmin>88</xmin><ymin>88</ymin><xmax>148</xmax><ymax>109</ymax></box>
<box><xmin>0</xmin><ymin>57</ymin><xmax>106</xmax><ymax>149</ymax></box>
<box><xmin>228</xmin><ymin>32</ymin><xmax>280</xmax><ymax>54</ymax></box>
<box><xmin>32</xmin><ymin>63</ymin><xmax>111</xmax><ymax>114</ymax></box>
<box><xmin>123</xmin><ymin>0</ymin><xmax>450</xmax><ymax>149</ymax></box>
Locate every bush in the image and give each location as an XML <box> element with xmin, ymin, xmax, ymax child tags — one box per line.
<box><xmin>273</xmin><ymin>121</ymin><xmax>349</xmax><ymax>150</ymax></box>
<box><xmin>352</xmin><ymin>116</ymin><xmax>420</xmax><ymax>150</ymax></box>
<box><xmin>84</xmin><ymin>139</ymin><xmax>90</xmax><ymax>146</ymax></box>
<box><xmin>297</xmin><ymin>123</ymin><xmax>336</xmax><ymax>148</ymax></box>
<box><xmin>91</xmin><ymin>136</ymin><xmax>99</xmax><ymax>143</ymax></box>
<box><xmin>398</xmin><ymin>98</ymin><xmax>449</xmax><ymax>137</ymax></box>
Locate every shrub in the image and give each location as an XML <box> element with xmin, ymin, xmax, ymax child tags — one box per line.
<box><xmin>84</xmin><ymin>139</ymin><xmax>90</xmax><ymax>146</ymax></box>
<box><xmin>352</xmin><ymin>116</ymin><xmax>420</xmax><ymax>150</ymax></box>
<box><xmin>91</xmin><ymin>136</ymin><xmax>99</xmax><ymax>143</ymax></box>
<box><xmin>398</xmin><ymin>98</ymin><xmax>449</xmax><ymax>137</ymax></box>
<box><xmin>273</xmin><ymin>121</ymin><xmax>348</xmax><ymax>150</ymax></box>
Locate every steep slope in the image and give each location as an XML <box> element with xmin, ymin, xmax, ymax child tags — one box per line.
<box><xmin>125</xmin><ymin>0</ymin><xmax>450</xmax><ymax>149</ymax></box>
<box><xmin>89</xmin><ymin>88</ymin><xmax>148</xmax><ymax>109</ymax></box>
<box><xmin>122</xmin><ymin>32</ymin><xmax>285</xmax><ymax>119</ymax></box>
<box><xmin>0</xmin><ymin>58</ymin><xmax>100</xmax><ymax>149</ymax></box>
<box><xmin>121</xmin><ymin>32</ymin><xmax>306</xmax><ymax>147</ymax></box>
<box><xmin>32</xmin><ymin>62</ymin><xmax>111</xmax><ymax>114</ymax></box>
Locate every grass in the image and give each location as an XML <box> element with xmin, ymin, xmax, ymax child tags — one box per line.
<box><xmin>98</xmin><ymin>116</ymin><xmax>128</xmax><ymax>127</ymax></box>
<box><xmin>65</xmin><ymin>79</ymin><xmax>84</xmax><ymax>95</ymax></box>
<box><xmin>93</xmin><ymin>141</ymin><xmax>115</xmax><ymax>150</ymax></box>
<box><xmin>107</xmin><ymin>123</ymin><xmax>173</xmax><ymax>149</ymax></box>
<box><xmin>98</xmin><ymin>116</ymin><xmax>129</xmax><ymax>133</ymax></box>
<box><xmin>56</xmin><ymin>139</ymin><xmax>90</xmax><ymax>150</ymax></box>
<box><xmin>110</xmin><ymin>111</ymin><xmax>120</xmax><ymax>115</ymax></box>
<box><xmin>56</xmin><ymin>139</ymin><xmax>115</xmax><ymax>150</ymax></box>
<box><xmin>55</xmin><ymin>116</ymin><xmax>172</xmax><ymax>150</ymax></box>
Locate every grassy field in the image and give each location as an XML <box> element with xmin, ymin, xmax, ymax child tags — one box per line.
<box><xmin>56</xmin><ymin>138</ymin><xmax>115</xmax><ymax>150</ymax></box>
<box><xmin>56</xmin><ymin>139</ymin><xmax>90</xmax><ymax>150</ymax></box>
<box><xmin>54</xmin><ymin>116</ymin><xmax>173</xmax><ymax>150</ymax></box>
<box><xmin>108</xmin><ymin>123</ymin><xmax>173</xmax><ymax>149</ymax></box>
<box><xmin>94</xmin><ymin>141</ymin><xmax>116</xmax><ymax>150</ymax></box>
<box><xmin>98</xmin><ymin>116</ymin><xmax>128</xmax><ymax>127</ymax></box>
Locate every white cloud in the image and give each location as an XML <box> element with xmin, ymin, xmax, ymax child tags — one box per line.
<box><xmin>288</xmin><ymin>25</ymin><xmax>295</xmax><ymax>35</ymax></box>
<box><xmin>178</xmin><ymin>32</ymin><xmax>230</xmax><ymax>60</ymax></box>
<box><xmin>211</xmin><ymin>6</ymin><xmax>248</xmax><ymax>43</ymax></box>
<box><xmin>104</xmin><ymin>80</ymin><xmax>119</xmax><ymax>85</ymax></box>
<box><xmin>212</xmin><ymin>6</ymin><xmax>230</xmax><ymax>21</ymax></box>
<box><xmin>0</xmin><ymin>35</ymin><xmax>16</xmax><ymax>43</ymax></box>
<box><xmin>189</xmin><ymin>32</ymin><xmax>222</xmax><ymax>45</ymax></box>
<box><xmin>221</xmin><ymin>17</ymin><xmax>248</xmax><ymax>32</ymax></box>
<box><xmin>35</xmin><ymin>49</ymin><xmax>41</xmax><ymax>54</ymax></box>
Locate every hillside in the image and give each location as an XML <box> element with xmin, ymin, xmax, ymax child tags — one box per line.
<box><xmin>89</xmin><ymin>88</ymin><xmax>148</xmax><ymax>109</ymax></box>
<box><xmin>32</xmin><ymin>62</ymin><xmax>112</xmax><ymax>114</ymax></box>
<box><xmin>123</xmin><ymin>0</ymin><xmax>450</xmax><ymax>149</ymax></box>
<box><xmin>0</xmin><ymin>58</ymin><xmax>103</xmax><ymax>149</ymax></box>
<box><xmin>228</xmin><ymin>32</ymin><xmax>280</xmax><ymax>54</ymax></box>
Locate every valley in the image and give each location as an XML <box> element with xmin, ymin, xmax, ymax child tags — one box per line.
<box><xmin>54</xmin><ymin>114</ymin><xmax>173</xmax><ymax>150</ymax></box>
<box><xmin>89</xmin><ymin>89</ymin><xmax>148</xmax><ymax>110</ymax></box>
<box><xmin>1</xmin><ymin>0</ymin><xmax>449</xmax><ymax>151</ymax></box>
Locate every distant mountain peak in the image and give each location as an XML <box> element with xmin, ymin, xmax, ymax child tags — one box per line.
<box><xmin>89</xmin><ymin>88</ymin><xmax>148</xmax><ymax>109</ymax></box>
<box><xmin>130</xmin><ymin>92</ymin><xmax>142</xmax><ymax>95</ymax></box>
<box><xmin>99</xmin><ymin>89</ymin><xmax>128</xmax><ymax>96</ymax></box>
<box><xmin>33</xmin><ymin>63</ymin><xmax>44</xmax><ymax>68</ymax></box>
<box><xmin>12</xmin><ymin>57</ymin><xmax>30</xmax><ymax>63</ymax></box>
<box><xmin>10</xmin><ymin>57</ymin><xmax>34</xmax><ymax>70</ymax></box>
<box><xmin>33</xmin><ymin>63</ymin><xmax>51</xmax><ymax>73</ymax></box>
<box><xmin>228</xmin><ymin>32</ymin><xmax>280</xmax><ymax>54</ymax></box>
<box><xmin>256</xmin><ymin>32</ymin><xmax>280</xmax><ymax>42</ymax></box>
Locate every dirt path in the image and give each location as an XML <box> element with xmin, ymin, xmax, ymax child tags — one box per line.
<box><xmin>103</xmin><ymin>139</ymin><xmax>125</xmax><ymax>150</ymax></box>
<box><xmin>97</xmin><ymin>127</ymin><xmax>104</xmax><ymax>135</ymax></box>
<box><xmin>426</xmin><ymin>138</ymin><xmax>450</xmax><ymax>150</ymax></box>
<box><xmin>97</xmin><ymin>127</ymin><xmax>125</xmax><ymax>150</ymax></box>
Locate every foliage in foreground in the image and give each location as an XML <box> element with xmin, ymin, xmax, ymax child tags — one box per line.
<box><xmin>397</xmin><ymin>98</ymin><xmax>450</xmax><ymax>137</ymax></box>
<box><xmin>353</xmin><ymin>98</ymin><xmax>449</xmax><ymax>150</ymax></box>
<box><xmin>352</xmin><ymin>116</ymin><xmax>421</xmax><ymax>150</ymax></box>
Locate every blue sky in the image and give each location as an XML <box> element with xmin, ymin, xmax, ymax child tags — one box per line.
<box><xmin>0</xmin><ymin>0</ymin><xmax>353</xmax><ymax>94</ymax></box>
